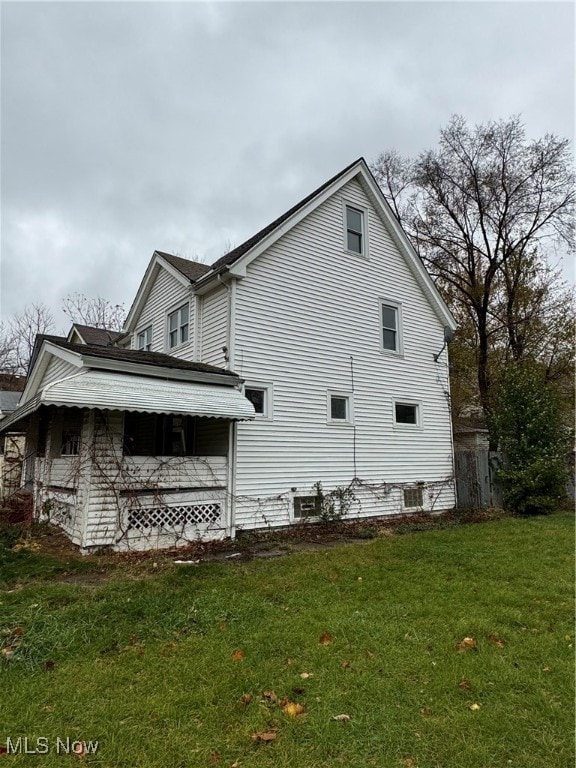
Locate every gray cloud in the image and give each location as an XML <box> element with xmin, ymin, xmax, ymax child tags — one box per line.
<box><xmin>1</xmin><ymin>1</ymin><xmax>573</xmax><ymax>329</ymax></box>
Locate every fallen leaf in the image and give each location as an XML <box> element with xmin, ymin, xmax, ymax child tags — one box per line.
<box><xmin>44</xmin><ymin>660</ymin><xmax>56</xmax><ymax>671</ymax></box>
<box><xmin>210</xmin><ymin>751</ymin><xmax>221</xmax><ymax>764</ymax></box>
<box><xmin>10</xmin><ymin>627</ymin><xmax>25</xmax><ymax>637</ymax></box>
<box><xmin>300</xmin><ymin>672</ymin><xmax>313</xmax><ymax>679</ymax></box>
<box><xmin>457</xmin><ymin>636</ymin><xmax>478</xmax><ymax>652</ymax></box>
<box><xmin>130</xmin><ymin>634</ymin><xmax>139</xmax><ymax>645</ymax></box>
<box><xmin>262</xmin><ymin>690</ymin><xmax>278</xmax><ymax>703</ymax></box>
<box><xmin>401</xmin><ymin>759</ymin><xmax>416</xmax><ymax>768</ymax></box>
<box><xmin>332</xmin><ymin>713</ymin><xmax>351</xmax><ymax>722</ymax></box>
<box><xmin>0</xmin><ymin>745</ymin><xmax>7</xmax><ymax>755</ymax></box>
<box><xmin>240</xmin><ymin>693</ymin><xmax>253</xmax><ymax>705</ymax></box>
<box><xmin>286</xmin><ymin>658</ymin><xmax>295</xmax><ymax>665</ymax></box>
<box><xmin>218</xmin><ymin>622</ymin><xmax>227</xmax><ymax>632</ymax></box>
<box><xmin>282</xmin><ymin>700</ymin><xmax>305</xmax><ymax>717</ymax></box>
<box><xmin>340</xmin><ymin>660</ymin><xmax>351</xmax><ymax>669</ymax></box>
<box><xmin>319</xmin><ymin>632</ymin><xmax>333</xmax><ymax>645</ymax></box>
<box><xmin>1</xmin><ymin>647</ymin><xmax>15</xmax><ymax>660</ymax></box>
<box><xmin>458</xmin><ymin>679</ymin><xmax>472</xmax><ymax>690</ymax></box>
<box><xmin>543</xmin><ymin>666</ymin><xmax>552</xmax><ymax>672</ymax></box>
<box><xmin>420</xmin><ymin>707</ymin><xmax>432</xmax><ymax>717</ymax></box>
<box><xmin>251</xmin><ymin>730</ymin><xmax>277</xmax><ymax>743</ymax></box>
<box><xmin>232</xmin><ymin>650</ymin><xmax>245</xmax><ymax>661</ymax></box>
<box><xmin>231</xmin><ymin>762</ymin><xmax>240</xmax><ymax>768</ymax></box>
<box><xmin>488</xmin><ymin>634</ymin><xmax>505</xmax><ymax>648</ymax></box>
<box><xmin>469</xmin><ymin>703</ymin><xmax>481</xmax><ymax>711</ymax></box>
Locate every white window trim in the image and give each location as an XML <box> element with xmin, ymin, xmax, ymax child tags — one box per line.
<box><xmin>392</xmin><ymin>399</ymin><xmax>423</xmax><ymax>429</ymax></box>
<box><xmin>136</xmin><ymin>325</ymin><xmax>153</xmax><ymax>351</ymax></box>
<box><xmin>165</xmin><ymin>301</ymin><xmax>190</xmax><ymax>351</ymax></box>
<box><xmin>326</xmin><ymin>390</ymin><xmax>354</xmax><ymax>425</ymax></box>
<box><xmin>379</xmin><ymin>298</ymin><xmax>404</xmax><ymax>356</ymax></box>
<box><xmin>291</xmin><ymin>492</ymin><xmax>322</xmax><ymax>522</ymax></box>
<box><xmin>244</xmin><ymin>381</ymin><xmax>274</xmax><ymax>421</ymax></box>
<box><xmin>342</xmin><ymin>199</ymin><xmax>369</xmax><ymax>258</ymax></box>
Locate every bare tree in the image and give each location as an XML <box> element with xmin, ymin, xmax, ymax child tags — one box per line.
<box><xmin>371</xmin><ymin>116</ymin><xmax>575</xmax><ymax>423</ymax></box>
<box><xmin>62</xmin><ymin>293</ymin><xmax>126</xmax><ymax>331</ymax></box>
<box><xmin>3</xmin><ymin>303</ymin><xmax>56</xmax><ymax>376</ymax></box>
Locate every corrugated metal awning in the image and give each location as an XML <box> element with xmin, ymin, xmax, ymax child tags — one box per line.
<box><xmin>0</xmin><ymin>370</ymin><xmax>255</xmax><ymax>432</ymax></box>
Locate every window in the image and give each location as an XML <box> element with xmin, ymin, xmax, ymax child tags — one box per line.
<box><xmin>167</xmin><ymin>304</ymin><xmax>189</xmax><ymax>349</ymax></box>
<box><xmin>293</xmin><ymin>495</ymin><xmax>322</xmax><ymax>519</ymax></box>
<box><xmin>345</xmin><ymin>205</ymin><xmax>364</xmax><ymax>255</ymax></box>
<box><xmin>404</xmin><ymin>487</ymin><xmax>424</xmax><ymax>508</ymax></box>
<box><xmin>244</xmin><ymin>383</ymin><xmax>273</xmax><ymax>420</ymax></box>
<box><xmin>123</xmin><ymin>413</ymin><xmax>196</xmax><ymax>456</ymax></box>
<box><xmin>137</xmin><ymin>326</ymin><xmax>152</xmax><ymax>351</ymax></box>
<box><xmin>381</xmin><ymin>302</ymin><xmax>400</xmax><ymax>352</ymax></box>
<box><xmin>327</xmin><ymin>391</ymin><xmax>353</xmax><ymax>424</ymax></box>
<box><xmin>61</xmin><ymin>411</ymin><xmax>82</xmax><ymax>456</ymax></box>
<box><xmin>394</xmin><ymin>402</ymin><xmax>419</xmax><ymax>426</ymax></box>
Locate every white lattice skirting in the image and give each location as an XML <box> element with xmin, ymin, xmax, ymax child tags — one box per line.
<box><xmin>126</xmin><ymin>502</ymin><xmax>222</xmax><ymax>532</ymax></box>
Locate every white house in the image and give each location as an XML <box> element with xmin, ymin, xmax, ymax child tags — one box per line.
<box><xmin>2</xmin><ymin>158</ymin><xmax>457</xmax><ymax>551</ymax></box>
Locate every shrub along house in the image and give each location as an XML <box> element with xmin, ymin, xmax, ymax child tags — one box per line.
<box><xmin>3</xmin><ymin>158</ymin><xmax>457</xmax><ymax>551</ymax></box>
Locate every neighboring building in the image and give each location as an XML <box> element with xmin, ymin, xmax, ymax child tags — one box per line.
<box><xmin>0</xmin><ymin>391</ymin><xmax>25</xmax><ymax>500</ymax></box>
<box><xmin>2</xmin><ymin>158</ymin><xmax>457</xmax><ymax>551</ymax></box>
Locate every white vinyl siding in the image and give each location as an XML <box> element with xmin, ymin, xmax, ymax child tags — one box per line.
<box><xmin>41</xmin><ymin>357</ymin><xmax>78</xmax><ymax>388</ymax></box>
<box><xmin>232</xmin><ymin>176</ymin><xmax>455</xmax><ymax>530</ymax></box>
<box><xmin>199</xmin><ymin>286</ymin><xmax>228</xmax><ymax>368</ymax></box>
<box><xmin>131</xmin><ymin>266</ymin><xmax>194</xmax><ymax>359</ymax></box>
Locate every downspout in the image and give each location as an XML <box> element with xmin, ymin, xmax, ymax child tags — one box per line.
<box><xmin>218</xmin><ymin>272</ymin><xmax>238</xmax><ymax>538</ymax></box>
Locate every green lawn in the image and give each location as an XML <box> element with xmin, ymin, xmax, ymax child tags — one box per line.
<box><xmin>1</xmin><ymin>513</ymin><xmax>574</xmax><ymax>768</ymax></box>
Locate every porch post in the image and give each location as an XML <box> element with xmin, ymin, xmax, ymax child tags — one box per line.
<box><xmin>227</xmin><ymin>419</ymin><xmax>238</xmax><ymax>539</ymax></box>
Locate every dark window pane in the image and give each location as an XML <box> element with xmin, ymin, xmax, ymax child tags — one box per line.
<box><xmin>346</xmin><ymin>207</ymin><xmax>362</xmax><ymax>233</ymax></box>
<box><xmin>331</xmin><ymin>396</ymin><xmax>347</xmax><ymax>420</ymax></box>
<box><xmin>124</xmin><ymin>413</ymin><xmax>196</xmax><ymax>456</ymax></box>
<box><xmin>395</xmin><ymin>403</ymin><xmax>417</xmax><ymax>424</ymax></box>
<box><xmin>180</xmin><ymin>304</ymin><xmax>189</xmax><ymax>323</ymax></box>
<box><xmin>382</xmin><ymin>306</ymin><xmax>396</xmax><ymax>330</ymax></box>
<box><xmin>382</xmin><ymin>329</ymin><xmax>397</xmax><ymax>350</ymax></box>
<box><xmin>180</xmin><ymin>323</ymin><xmax>189</xmax><ymax>343</ymax></box>
<box><xmin>245</xmin><ymin>388</ymin><xmax>265</xmax><ymax>414</ymax></box>
<box><xmin>347</xmin><ymin>231</ymin><xmax>362</xmax><ymax>253</ymax></box>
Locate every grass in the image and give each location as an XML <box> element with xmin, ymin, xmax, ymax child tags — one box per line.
<box><xmin>0</xmin><ymin>512</ymin><xmax>574</xmax><ymax>767</ymax></box>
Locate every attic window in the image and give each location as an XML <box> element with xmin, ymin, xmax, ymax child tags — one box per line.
<box><xmin>168</xmin><ymin>304</ymin><xmax>189</xmax><ymax>349</ymax></box>
<box><xmin>345</xmin><ymin>205</ymin><xmax>364</xmax><ymax>255</ymax></box>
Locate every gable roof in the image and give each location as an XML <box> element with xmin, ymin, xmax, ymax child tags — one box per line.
<box><xmin>210</xmin><ymin>157</ymin><xmax>363</xmax><ymax>274</ymax></box>
<box><xmin>155</xmin><ymin>251</ymin><xmax>212</xmax><ymax>282</ymax></box>
<box><xmin>204</xmin><ymin>158</ymin><xmax>456</xmax><ymax>330</ymax></box>
<box><xmin>67</xmin><ymin>323</ymin><xmax>124</xmax><ymax>346</ymax></box>
<box><xmin>124</xmin><ymin>250</ymin><xmax>211</xmax><ymax>333</ymax></box>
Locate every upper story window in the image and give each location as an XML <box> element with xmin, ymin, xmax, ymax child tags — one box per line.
<box><xmin>380</xmin><ymin>300</ymin><xmax>402</xmax><ymax>354</ymax></box>
<box><xmin>168</xmin><ymin>304</ymin><xmax>189</xmax><ymax>349</ymax></box>
<box><xmin>137</xmin><ymin>325</ymin><xmax>152</xmax><ymax>351</ymax></box>
<box><xmin>345</xmin><ymin>205</ymin><xmax>364</xmax><ymax>255</ymax></box>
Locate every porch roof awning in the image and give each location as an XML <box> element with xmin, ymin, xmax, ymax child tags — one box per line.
<box><xmin>0</xmin><ymin>370</ymin><xmax>255</xmax><ymax>433</ymax></box>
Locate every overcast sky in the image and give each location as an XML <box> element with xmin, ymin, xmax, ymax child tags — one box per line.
<box><xmin>1</xmin><ymin>1</ymin><xmax>574</xmax><ymax>331</ymax></box>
